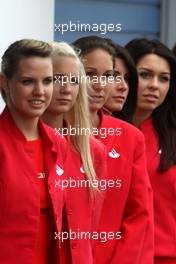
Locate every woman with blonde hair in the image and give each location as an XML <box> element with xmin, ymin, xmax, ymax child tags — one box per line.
<box><xmin>42</xmin><ymin>41</ymin><xmax>107</xmax><ymax>263</ymax></box>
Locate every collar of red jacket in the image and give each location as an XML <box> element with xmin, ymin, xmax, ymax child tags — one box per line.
<box><xmin>139</xmin><ymin>117</ymin><xmax>153</xmax><ymax>131</ymax></box>
<box><xmin>0</xmin><ymin>106</ymin><xmax>58</xmax><ymax>153</ymax></box>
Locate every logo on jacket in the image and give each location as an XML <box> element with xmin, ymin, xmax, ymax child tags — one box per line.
<box><xmin>108</xmin><ymin>148</ymin><xmax>120</xmax><ymax>159</ymax></box>
<box><xmin>158</xmin><ymin>149</ymin><xmax>162</xmax><ymax>155</ymax></box>
<box><xmin>80</xmin><ymin>165</ymin><xmax>85</xmax><ymax>174</ymax></box>
<box><xmin>56</xmin><ymin>164</ymin><xmax>64</xmax><ymax>176</ymax></box>
<box><xmin>37</xmin><ymin>172</ymin><xmax>46</xmax><ymax>179</ymax></box>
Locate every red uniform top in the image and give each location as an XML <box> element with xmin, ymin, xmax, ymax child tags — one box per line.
<box><xmin>140</xmin><ymin>118</ymin><xmax>176</xmax><ymax>259</ymax></box>
<box><xmin>0</xmin><ymin>107</ymin><xmax>68</xmax><ymax>264</ymax></box>
<box><xmin>59</xmin><ymin>136</ymin><xmax>108</xmax><ymax>264</ymax></box>
<box><xmin>93</xmin><ymin>113</ymin><xmax>154</xmax><ymax>264</ymax></box>
<box><xmin>26</xmin><ymin>139</ymin><xmax>53</xmax><ymax>264</ymax></box>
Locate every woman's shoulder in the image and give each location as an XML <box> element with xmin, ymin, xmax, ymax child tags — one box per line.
<box><xmin>102</xmin><ymin>114</ymin><xmax>145</xmax><ymax>142</ymax></box>
<box><xmin>40</xmin><ymin>120</ymin><xmax>66</xmax><ymax>141</ymax></box>
<box><xmin>39</xmin><ymin>120</ymin><xmax>69</xmax><ymax>158</ymax></box>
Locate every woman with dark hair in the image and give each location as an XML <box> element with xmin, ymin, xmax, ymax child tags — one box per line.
<box><xmin>126</xmin><ymin>38</ymin><xmax>176</xmax><ymax>264</ymax></box>
<box><xmin>103</xmin><ymin>39</ymin><xmax>138</xmax><ymax>123</ymax></box>
<box><xmin>73</xmin><ymin>35</ymin><xmax>153</xmax><ymax>264</ymax></box>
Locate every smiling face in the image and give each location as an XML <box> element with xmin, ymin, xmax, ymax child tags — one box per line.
<box><xmin>47</xmin><ymin>56</ymin><xmax>80</xmax><ymax>114</ymax></box>
<box><xmin>5</xmin><ymin>56</ymin><xmax>53</xmax><ymax>119</ymax></box>
<box><xmin>104</xmin><ymin>57</ymin><xmax>129</xmax><ymax>112</ymax></box>
<box><xmin>82</xmin><ymin>48</ymin><xmax>114</xmax><ymax>113</ymax></box>
<box><xmin>136</xmin><ymin>54</ymin><xmax>170</xmax><ymax>117</ymax></box>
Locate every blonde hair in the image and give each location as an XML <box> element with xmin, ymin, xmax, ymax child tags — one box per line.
<box><xmin>49</xmin><ymin>41</ymin><xmax>98</xmax><ymax>193</ymax></box>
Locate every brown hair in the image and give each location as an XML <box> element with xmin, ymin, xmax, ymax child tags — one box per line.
<box><xmin>1</xmin><ymin>38</ymin><xmax>52</xmax><ymax>101</ymax></box>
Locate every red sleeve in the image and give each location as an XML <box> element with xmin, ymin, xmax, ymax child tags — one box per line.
<box><xmin>111</xmin><ymin>134</ymin><xmax>154</xmax><ymax>264</ymax></box>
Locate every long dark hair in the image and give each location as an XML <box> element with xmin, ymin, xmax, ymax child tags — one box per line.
<box><xmin>105</xmin><ymin>39</ymin><xmax>138</xmax><ymax>123</ymax></box>
<box><xmin>126</xmin><ymin>38</ymin><xmax>176</xmax><ymax>172</ymax></box>
<box><xmin>73</xmin><ymin>36</ymin><xmax>138</xmax><ymax>122</ymax></box>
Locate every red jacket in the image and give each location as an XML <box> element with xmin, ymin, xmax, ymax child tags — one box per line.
<box><xmin>60</xmin><ymin>137</ymin><xmax>107</xmax><ymax>264</ymax></box>
<box><xmin>140</xmin><ymin>118</ymin><xmax>176</xmax><ymax>258</ymax></box>
<box><xmin>0</xmin><ymin>107</ymin><xmax>68</xmax><ymax>264</ymax></box>
<box><xmin>93</xmin><ymin>113</ymin><xmax>154</xmax><ymax>264</ymax></box>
